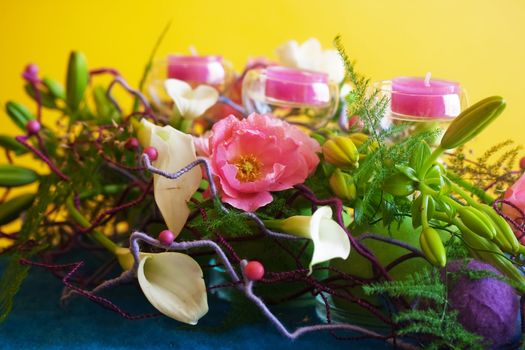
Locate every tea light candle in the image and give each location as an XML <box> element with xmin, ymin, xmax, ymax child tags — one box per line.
<box><xmin>264</xmin><ymin>66</ymin><xmax>330</xmax><ymax>106</ymax></box>
<box><xmin>167</xmin><ymin>55</ymin><xmax>225</xmax><ymax>86</ymax></box>
<box><xmin>391</xmin><ymin>73</ymin><xmax>462</xmax><ymax>119</ymax></box>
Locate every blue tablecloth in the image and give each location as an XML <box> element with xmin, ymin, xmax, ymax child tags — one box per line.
<box><xmin>0</xmin><ymin>259</ymin><xmax>391</xmax><ymax>349</ymax></box>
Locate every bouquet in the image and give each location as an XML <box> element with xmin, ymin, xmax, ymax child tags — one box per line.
<box><xmin>1</xmin><ymin>33</ymin><xmax>525</xmax><ymax>349</ymax></box>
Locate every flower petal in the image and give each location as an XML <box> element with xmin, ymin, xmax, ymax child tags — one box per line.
<box><xmin>164</xmin><ymin>79</ymin><xmax>218</xmax><ymax>119</ymax></box>
<box><xmin>138</xmin><ymin>252</ymin><xmax>208</xmax><ymax>325</ymax></box>
<box><xmin>142</xmin><ymin>119</ymin><xmax>202</xmax><ymax>237</ymax></box>
<box><xmin>320</xmin><ymin>49</ymin><xmax>345</xmax><ymax>83</ymax></box>
<box><xmin>308</xmin><ymin>206</ymin><xmax>351</xmax><ymax>271</ymax></box>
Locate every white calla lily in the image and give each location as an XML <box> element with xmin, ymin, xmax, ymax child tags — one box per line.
<box><xmin>138</xmin><ymin>252</ymin><xmax>208</xmax><ymax>325</ymax></box>
<box><xmin>276</xmin><ymin>38</ymin><xmax>345</xmax><ymax>83</ymax></box>
<box><xmin>141</xmin><ymin>119</ymin><xmax>202</xmax><ymax>237</ymax></box>
<box><xmin>265</xmin><ymin>206</ymin><xmax>351</xmax><ymax>272</ymax></box>
<box><xmin>164</xmin><ymin>79</ymin><xmax>219</xmax><ymax>119</ymax></box>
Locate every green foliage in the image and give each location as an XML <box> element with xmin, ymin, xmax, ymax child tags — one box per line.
<box><xmin>188</xmin><ymin>207</ymin><xmax>252</xmax><ymax>239</ymax></box>
<box><xmin>0</xmin><ymin>176</ymin><xmax>66</xmax><ymax>323</ymax></box>
<box><xmin>447</xmin><ymin>140</ymin><xmax>523</xmax><ymax>195</ymax></box>
<box><xmin>363</xmin><ymin>268</ymin><xmax>484</xmax><ymax>349</ymax></box>
<box><xmin>335</xmin><ymin>36</ymin><xmax>443</xmax><ymax>226</ymax></box>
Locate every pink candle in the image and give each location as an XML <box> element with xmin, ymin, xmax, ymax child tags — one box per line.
<box><xmin>264</xmin><ymin>66</ymin><xmax>330</xmax><ymax>106</ymax></box>
<box><xmin>167</xmin><ymin>55</ymin><xmax>225</xmax><ymax>85</ymax></box>
<box><xmin>391</xmin><ymin>75</ymin><xmax>462</xmax><ymax>119</ymax></box>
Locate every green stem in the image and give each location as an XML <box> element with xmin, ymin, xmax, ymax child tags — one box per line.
<box><xmin>180</xmin><ymin>118</ymin><xmax>193</xmax><ymax>134</ymax></box>
<box><xmin>449</xmin><ymin>182</ymin><xmax>478</xmax><ymax>208</ymax></box>
<box><xmin>446</xmin><ymin>171</ymin><xmax>494</xmax><ymax>205</ymax></box>
<box><xmin>421</xmin><ymin>194</ymin><xmax>430</xmax><ymax>230</ymax></box>
<box><xmin>66</xmin><ymin>195</ymin><xmax>118</xmax><ymax>254</ymax></box>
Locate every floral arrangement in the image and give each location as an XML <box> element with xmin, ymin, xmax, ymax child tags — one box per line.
<box><xmin>1</xmin><ymin>32</ymin><xmax>525</xmax><ymax>349</ymax></box>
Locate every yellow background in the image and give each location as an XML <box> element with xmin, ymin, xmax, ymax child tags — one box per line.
<box><xmin>0</xmin><ymin>0</ymin><xmax>524</xmax><ymax>158</ymax></box>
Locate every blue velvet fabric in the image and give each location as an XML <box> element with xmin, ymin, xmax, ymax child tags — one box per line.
<box><xmin>0</xmin><ymin>260</ymin><xmax>391</xmax><ymax>349</ymax></box>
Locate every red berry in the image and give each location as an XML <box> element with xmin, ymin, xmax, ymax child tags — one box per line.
<box><xmin>520</xmin><ymin>157</ymin><xmax>525</xmax><ymax>170</ymax></box>
<box><xmin>143</xmin><ymin>146</ymin><xmax>158</xmax><ymax>161</ymax></box>
<box><xmin>26</xmin><ymin>120</ymin><xmax>41</xmax><ymax>135</ymax></box>
<box><xmin>158</xmin><ymin>230</ymin><xmax>175</xmax><ymax>245</ymax></box>
<box><xmin>244</xmin><ymin>260</ymin><xmax>265</xmax><ymax>281</ymax></box>
<box><xmin>125</xmin><ymin>137</ymin><xmax>139</xmax><ymax>150</ymax></box>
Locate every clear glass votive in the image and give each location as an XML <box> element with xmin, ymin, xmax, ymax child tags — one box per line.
<box><xmin>242</xmin><ymin>66</ymin><xmax>339</xmax><ymax>128</ymax></box>
<box><xmin>146</xmin><ymin>55</ymin><xmax>235</xmax><ymax>113</ymax></box>
<box><xmin>374</xmin><ymin>78</ymin><xmax>469</xmax><ymax>145</ymax></box>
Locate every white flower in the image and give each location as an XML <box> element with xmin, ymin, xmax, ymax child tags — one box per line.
<box><xmin>276</xmin><ymin>38</ymin><xmax>345</xmax><ymax>83</ymax></box>
<box><xmin>138</xmin><ymin>252</ymin><xmax>208</xmax><ymax>325</ymax></box>
<box><xmin>141</xmin><ymin>119</ymin><xmax>202</xmax><ymax>237</ymax></box>
<box><xmin>164</xmin><ymin>79</ymin><xmax>219</xmax><ymax>119</ymax></box>
<box><xmin>265</xmin><ymin>206</ymin><xmax>351</xmax><ymax>272</ymax></box>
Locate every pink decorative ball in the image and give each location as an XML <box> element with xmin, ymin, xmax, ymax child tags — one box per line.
<box><xmin>158</xmin><ymin>230</ymin><xmax>174</xmax><ymax>245</ymax></box>
<box><xmin>143</xmin><ymin>146</ymin><xmax>158</xmax><ymax>161</ymax></box>
<box><xmin>26</xmin><ymin>120</ymin><xmax>41</xmax><ymax>135</ymax></box>
<box><xmin>244</xmin><ymin>261</ymin><xmax>265</xmax><ymax>281</ymax></box>
<box><xmin>125</xmin><ymin>137</ymin><xmax>139</xmax><ymax>150</ymax></box>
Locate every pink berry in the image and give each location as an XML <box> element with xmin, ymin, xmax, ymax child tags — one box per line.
<box><xmin>348</xmin><ymin>115</ymin><xmax>364</xmax><ymax>130</ymax></box>
<box><xmin>244</xmin><ymin>260</ymin><xmax>265</xmax><ymax>281</ymax></box>
<box><xmin>125</xmin><ymin>137</ymin><xmax>139</xmax><ymax>150</ymax></box>
<box><xmin>26</xmin><ymin>120</ymin><xmax>41</xmax><ymax>135</ymax></box>
<box><xmin>158</xmin><ymin>230</ymin><xmax>175</xmax><ymax>245</ymax></box>
<box><xmin>520</xmin><ymin>157</ymin><xmax>525</xmax><ymax>170</ymax></box>
<box><xmin>143</xmin><ymin>146</ymin><xmax>158</xmax><ymax>161</ymax></box>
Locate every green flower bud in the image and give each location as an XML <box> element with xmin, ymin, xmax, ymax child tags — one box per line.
<box><xmin>477</xmin><ymin>203</ymin><xmax>520</xmax><ymax>254</ymax></box>
<box><xmin>329</xmin><ymin>169</ymin><xmax>357</xmax><ymax>201</ymax></box>
<box><xmin>322</xmin><ymin>136</ymin><xmax>359</xmax><ymax>169</ymax></box>
<box><xmin>0</xmin><ymin>193</ymin><xmax>35</xmax><ymax>226</ymax></box>
<box><xmin>420</xmin><ymin>227</ymin><xmax>447</xmax><ymax>268</ymax></box>
<box><xmin>0</xmin><ymin>135</ymin><xmax>28</xmax><ymax>155</ymax></box>
<box><xmin>5</xmin><ymin>101</ymin><xmax>35</xmax><ymax>131</ymax></box>
<box><xmin>460</xmin><ymin>225</ymin><xmax>525</xmax><ymax>292</ymax></box>
<box><xmin>66</xmin><ymin>51</ymin><xmax>89</xmax><ymax>112</ymax></box>
<box><xmin>0</xmin><ymin>165</ymin><xmax>39</xmax><ymax>188</ymax></box>
<box><xmin>457</xmin><ymin>206</ymin><xmax>497</xmax><ymax>239</ymax></box>
<box><xmin>382</xmin><ymin>173</ymin><xmax>416</xmax><ymax>197</ymax></box>
<box><xmin>441</xmin><ymin>96</ymin><xmax>506</xmax><ymax>150</ymax></box>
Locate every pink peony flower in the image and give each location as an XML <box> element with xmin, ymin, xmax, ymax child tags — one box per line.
<box><xmin>207</xmin><ymin>113</ymin><xmax>320</xmax><ymax>212</ymax></box>
<box><xmin>503</xmin><ymin>173</ymin><xmax>525</xmax><ymax>242</ymax></box>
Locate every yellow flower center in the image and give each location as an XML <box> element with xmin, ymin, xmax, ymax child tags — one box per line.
<box><xmin>235</xmin><ymin>154</ymin><xmax>262</xmax><ymax>182</ymax></box>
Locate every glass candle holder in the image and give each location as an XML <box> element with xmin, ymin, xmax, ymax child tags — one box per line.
<box><xmin>374</xmin><ymin>77</ymin><xmax>469</xmax><ymax>145</ymax></box>
<box><xmin>146</xmin><ymin>55</ymin><xmax>234</xmax><ymax>114</ymax></box>
<box><xmin>242</xmin><ymin>66</ymin><xmax>339</xmax><ymax>128</ymax></box>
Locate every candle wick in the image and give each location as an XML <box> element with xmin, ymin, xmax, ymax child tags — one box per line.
<box><xmin>424</xmin><ymin>72</ymin><xmax>431</xmax><ymax>87</ymax></box>
<box><xmin>189</xmin><ymin>45</ymin><xmax>198</xmax><ymax>56</ymax></box>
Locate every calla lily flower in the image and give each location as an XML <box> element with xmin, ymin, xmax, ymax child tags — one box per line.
<box><xmin>276</xmin><ymin>38</ymin><xmax>345</xmax><ymax>83</ymax></box>
<box><xmin>138</xmin><ymin>252</ymin><xmax>208</xmax><ymax>325</ymax></box>
<box><xmin>164</xmin><ymin>79</ymin><xmax>219</xmax><ymax>120</ymax></box>
<box><xmin>265</xmin><ymin>206</ymin><xmax>351</xmax><ymax>272</ymax></box>
<box><xmin>140</xmin><ymin>119</ymin><xmax>202</xmax><ymax>237</ymax></box>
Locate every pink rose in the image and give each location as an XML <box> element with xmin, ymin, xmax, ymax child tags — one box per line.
<box><xmin>503</xmin><ymin>173</ymin><xmax>525</xmax><ymax>243</ymax></box>
<box><xmin>207</xmin><ymin>113</ymin><xmax>320</xmax><ymax>212</ymax></box>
